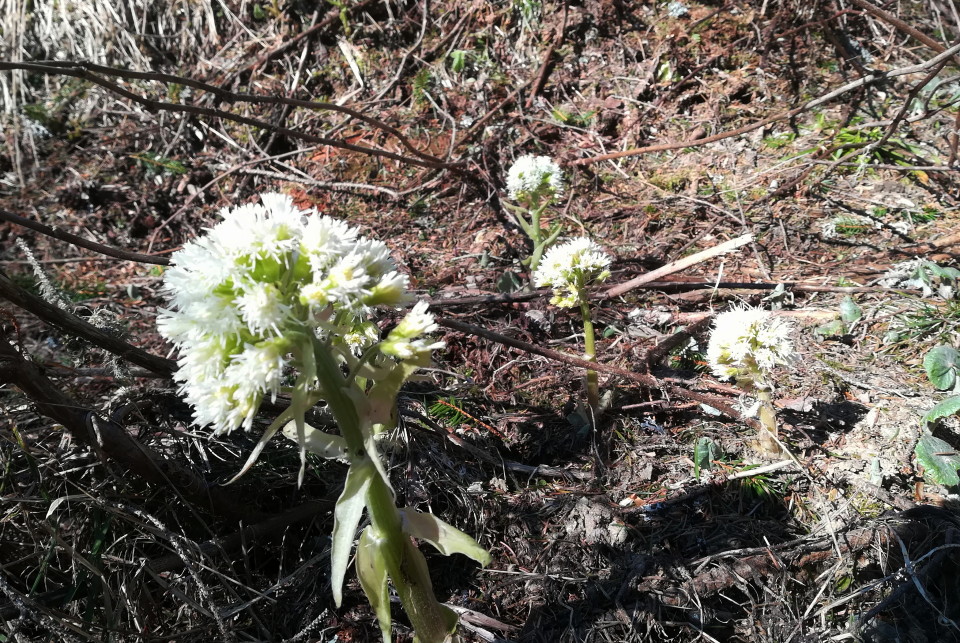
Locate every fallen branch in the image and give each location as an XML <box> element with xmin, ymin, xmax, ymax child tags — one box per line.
<box><xmin>436</xmin><ymin>316</ymin><xmax>760</xmax><ymax>431</ymax></box>
<box><xmin>0</xmin><ymin>208</ymin><xmax>170</xmax><ymax>266</ymax></box>
<box><xmin>0</xmin><ymin>60</ymin><xmax>462</xmax><ymax>173</ymax></box>
<box><xmin>604</xmin><ymin>234</ymin><xmax>754</xmax><ymax>298</ymax></box>
<box><xmin>0</xmin><ymin>327</ymin><xmax>256</xmax><ymax>521</ymax></box>
<box><xmin>0</xmin><ymin>270</ymin><xmax>175</xmax><ymax>377</ymax></box>
<box><xmin>0</xmin><ymin>270</ymin><xmax>175</xmax><ymax>376</ymax></box>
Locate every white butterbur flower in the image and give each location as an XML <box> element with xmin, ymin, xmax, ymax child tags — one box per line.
<box><xmin>706</xmin><ymin>305</ymin><xmax>795</xmax><ymax>386</ymax></box>
<box><xmin>380</xmin><ymin>302</ymin><xmax>445</xmax><ymax>360</ymax></box>
<box><xmin>158</xmin><ymin>193</ymin><xmax>440</xmax><ymax>435</ymax></box>
<box><xmin>534</xmin><ymin>237</ymin><xmax>612</xmax><ymax>308</ymax></box>
<box><xmin>506</xmin><ymin>154</ymin><xmax>564</xmax><ymax>202</ymax></box>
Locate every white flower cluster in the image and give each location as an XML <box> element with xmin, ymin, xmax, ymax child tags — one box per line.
<box><xmin>158</xmin><ymin>193</ymin><xmax>439</xmax><ymax>434</ymax></box>
<box><xmin>534</xmin><ymin>237</ymin><xmax>612</xmax><ymax>308</ymax></box>
<box><xmin>706</xmin><ymin>305</ymin><xmax>795</xmax><ymax>385</ymax></box>
<box><xmin>506</xmin><ymin>155</ymin><xmax>564</xmax><ymax>203</ymax></box>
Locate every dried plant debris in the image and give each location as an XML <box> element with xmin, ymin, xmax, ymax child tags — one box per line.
<box><xmin>5</xmin><ymin>0</ymin><xmax>960</xmax><ymax>641</ymax></box>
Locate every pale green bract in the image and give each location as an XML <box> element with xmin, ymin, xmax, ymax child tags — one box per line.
<box><xmin>706</xmin><ymin>305</ymin><xmax>795</xmax><ymax>386</ymax></box>
<box><xmin>534</xmin><ymin>236</ymin><xmax>612</xmax><ymax>307</ymax></box>
<box><xmin>157</xmin><ymin>192</ymin><xmax>424</xmax><ymax>435</ymax></box>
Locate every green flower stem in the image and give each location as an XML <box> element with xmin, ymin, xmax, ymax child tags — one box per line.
<box><xmin>735</xmin><ymin>374</ymin><xmax>780</xmax><ymax>456</ymax></box>
<box><xmin>579</xmin><ymin>300</ymin><xmax>600</xmax><ymax>416</ymax></box>
<box><xmin>311</xmin><ymin>336</ymin><xmax>456</xmax><ymax>642</ymax></box>
<box><xmin>504</xmin><ymin>200</ymin><xmax>561</xmax><ymax>272</ymax></box>
<box><xmin>362</xmin><ymin>460</ymin><xmax>457</xmax><ymax>642</ymax></box>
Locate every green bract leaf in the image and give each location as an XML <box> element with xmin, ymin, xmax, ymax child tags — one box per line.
<box><xmin>331</xmin><ymin>465</ymin><xmax>373</xmax><ymax>606</ymax></box>
<box><xmin>923</xmin><ymin>396</ymin><xmax>960</xmax><ymax>427</ymax></box>
<box><xmin>281</xmin><ymin>419</ymin><xmax>347</xmax><ymax>460</ymax></box>
<box><xmin>923</xmin><ymin>345</ymin><xmax>960</xmax><ymax>390</ymax></box>
<box><xmin>915</xmin><ymin>434</ymin><xmax>960</xmax><ymax>486</ymax></box>
<box><xmin>356</xmin><ymin>527</ymin><xmax>392</xmax><ymax>643</ymax></box>
<box><xmin>224</xmin><ymin>409</ymin><xmax>293</xmax><ymax>485</ymax></box>
<box><xmin>401</xmin><ymin>509</ymin><xmax>492</xmax><ymax>566</ymax></box>
<box><xmin>813</xmin><ymin>319</ymin><xmax>847</xmax><ymax>338</ymax></box>
<box><xmin>693</xmin><ymin>437</ymin><xmax>719</xmax><ymax>480</ymax></box>
<box><xmin>839</xmin><ymin>296</ymin><xmax>862</xmax><ymax>323</ymax></box>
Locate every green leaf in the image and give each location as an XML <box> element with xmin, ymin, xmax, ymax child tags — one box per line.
<box><xmin>400</xmin><ymin>509</ymin><xmax>491</xmax><ymax>566</ymax></box>
<box><xmin>813</xmin><ymin>319</ymin><xmax>847</xmax><ymax>338</ymax></box>
<box><xmin>839</xmin><ymin>296</ymin><xmax>862</xmax><ymax>323</ymax></box>
<box><xmin>280</xmin><ymin>419</ymin><xmax>347</xmax><ymax>460</ymax></box>
<box><xmin>496</xmin><ymin>270</ymin><xmax>522</xmax><ymax>293</ymax></box>
<box><xmin>449</xmin><ymin>50</ymin><xmax>467</xmax><ymax>73</ymax></box>
<box><xmin>693</xmin><ymin>437</ymin><xmax>719</xmax><ymax>480</ymax></box>
<box><xmin>356</xmin><ymin>527</ymin><xmax>392</xmax><ymax>643</ymax></box>
<box><xmin>923</xmin><ymin>396</ymin><xmax>960</xmax><ymax>426</ymax></box>
<box><xmin>924</xmin><ymin>346</ymin><xmax>960</xmax><ymax>390</ymax></box>
<box><xmin>224</xmin><ymin>408</ymin><xmax>294</xmax><ymax>484</ymax></box>
<box><xmin>331</xmin><ymin>465</ymin><xmax>373</xmax><ymax>606</ymax></box>
<box><xmin>915</xmin><ymin>434</ymin><xmax>960</xmax><ymax>486</ymax></box>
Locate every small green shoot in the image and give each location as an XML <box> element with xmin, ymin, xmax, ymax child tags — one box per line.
<box><xmin>839</xmin><ymin>296</ymin><xmax>863</xmax><ymax>324</ymax></box>
<box><xmin>131</xmin><ymin>152</ymin><xmax>188</xmax><ymax>175</ymax></box>
<box><xmin>693</xmin><ymin>437</ymin><xmax>720</xmax><ymax>480</ymax></box>
<box><xmin>449</xmin><ymin>50</ymin><xmax>469</xmax><ymax>74</ymax></box>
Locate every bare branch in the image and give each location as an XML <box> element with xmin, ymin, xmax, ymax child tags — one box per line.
<box><xmin>0</xmin><ymin>208</ymin><xmax>171</xmax><ymax>266</ymax></box>
<box><xmin>0</xmin><ymin>269</ymin><xmax>175</xmax><ymax>377</ymax></box>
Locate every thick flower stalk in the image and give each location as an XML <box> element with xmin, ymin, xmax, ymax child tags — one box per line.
<box><xmin>157</xmin><ymin>193</ymin><xmax>488</xmax><ymax>643</ymax></box>
<box><xmin>706</xmin><ymin>305</ymin><xmax>795</xmax><ymax>455</ymax></box>
<box><xmin>535</xmin><ymin>237</ymin><xmax>612</xmax><ymax>418</ymax></box>
<box><xmin>504</xmin><ymin>154</ymin><xmax>565</xmax><ymax>271</ymax></box>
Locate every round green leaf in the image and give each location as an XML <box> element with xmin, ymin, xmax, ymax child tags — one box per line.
<box><xmin>923</xmin><ymin>396</ymin><xmax>960</xmax><ymax>427</ymax></box>
<box><xmin>839</xmin><ymin>296</ymin><xmax>862</xmax><ymax>323</ymax></box>
<box><xmin>923</xmin><ymin>346</ymin><xmax>960</xmax><ymax>390</ymax></box>
<box><xmin>915</xmin><ymin>434</ymin><xmax>960</xmax><ymax>486</ymax></box>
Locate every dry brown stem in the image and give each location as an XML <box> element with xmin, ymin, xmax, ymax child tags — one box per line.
<box><xmin>604</xmin><ymin>234</ymin><xmax>754</xmax><ymax>298</ymax></box>
<box><xmin>0</xmin><ymin>326</ymin><xmax>257</xmax><ymax>521</ymax></box>
<box><xmin>0</xmin><ymin>208</ymin><xmax>171</xmax><ymax>266</ymax></box>
<box><xmin>0</xmin><ymin>60</ymin><xmax>465</xmax><ymax>173</ymax></box>
<box><xmin>0</xmin><ymin>270</ymin><xmax>175</xmax><ymax>376</ymax></box>
<box><xmin>572</xmin><ymin>40</ymin><xmax>960</xmax><ymax>166</ymax></box>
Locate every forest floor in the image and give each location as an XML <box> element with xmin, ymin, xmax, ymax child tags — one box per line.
<box><xmin>3</xmin><ymin>0</ymin><xmax>960</xmax><ymax>641</ymax></box>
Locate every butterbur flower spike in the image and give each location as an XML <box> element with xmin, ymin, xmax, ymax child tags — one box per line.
<box><xmin>535</xmin><ymin>236</ymin><xmax>612</xmax><ymax>420</ymax></box>
<box><xmin>157</xmin><ymin>193</ymin><xmax>484</xmax><ymax>643</ymax></box>
<box><xmin>534</xmin><ymin>236</ymin><xmax>612</xmax><ymax>308</ymax></box>
<box><xmin>157</xmin><ymin>192</ymin><xmax>412</xmax><ymax>435</ymax></box>
<box><xmin>506</xmin><ymin>154</ymin><xmax>564</xmax><ymax>203</ymax></box>
<box><xmin>503</xmin><ymin>155</ymin><xmax>566</xmax><ymax>271</ymax></box>
<box><xmin>706</xmin><ymin>304</ymin><xmax>795</xmax><ymax>456</ymax></box>
<box><xmin>706</xmin><ymin>304</ymin><xmax>795</xmax><ymax>388</ymax></box>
